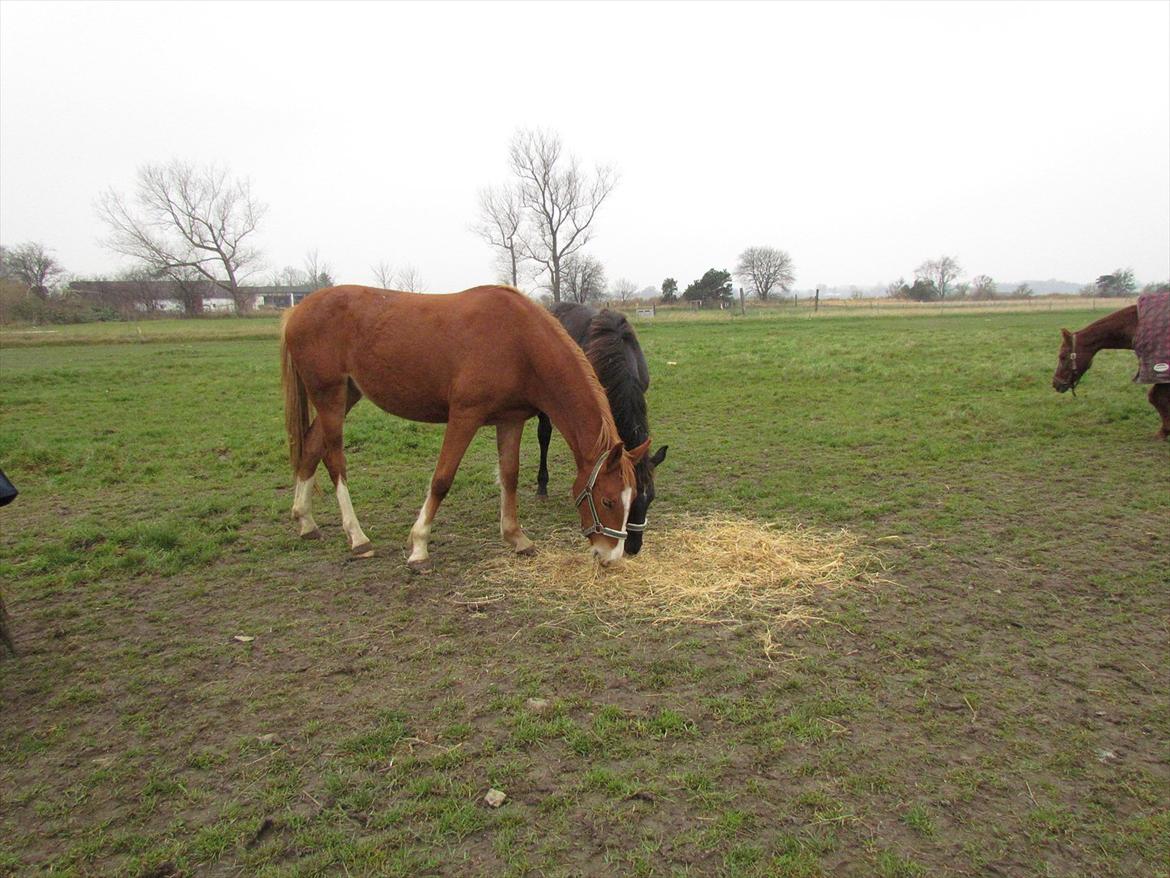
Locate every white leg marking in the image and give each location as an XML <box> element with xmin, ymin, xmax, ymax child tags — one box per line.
<box><xmin>335</xmin><ymin>479</ymin><xmax>370</xmax><ymax>549</ymax></box>
<box><xmin>292</xmin><ymin>477</ymin><xmax>318</xmax><ymax>535</ymax></box>
<box><xmin>408</xmin><ymin>491</ymin><xmax>432</xmax><ymax>563</ymax></box>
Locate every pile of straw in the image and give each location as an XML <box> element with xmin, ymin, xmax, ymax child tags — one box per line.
<box><xmin>463</xmin><ymin>513</ymin><xmax>882</xmax><ymax>628</ymax></box>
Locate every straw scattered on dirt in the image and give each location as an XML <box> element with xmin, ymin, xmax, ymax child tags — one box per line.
<box><xmin>462</xmin><ymin>513</ymin><xmax>885</xmax><ymax>629</ymax></box>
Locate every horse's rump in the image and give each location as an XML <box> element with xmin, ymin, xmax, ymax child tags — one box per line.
<box><xmin>1134</xmin><ymin>291</ymin><xmax>1170</xmax><ymax>384</ymax></box>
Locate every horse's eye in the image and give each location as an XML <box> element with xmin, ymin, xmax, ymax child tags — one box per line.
<box><xmin>602</xmin><ymin>498</ymin><xmax>614</xmax><ymax>509</ymax></box>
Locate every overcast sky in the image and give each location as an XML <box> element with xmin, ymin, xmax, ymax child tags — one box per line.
<box><xmin>2</xmin><ymin>0</ymin><xmax>1168</xmax><ymax>294</ymax></box>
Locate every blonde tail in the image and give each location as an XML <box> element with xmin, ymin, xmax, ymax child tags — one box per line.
<box><xmin>281</xmin><ymin>311</ymin><xmax>311</xmax><ymax>475</ymax></box>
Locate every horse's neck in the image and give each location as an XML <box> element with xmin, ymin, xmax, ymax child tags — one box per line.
<box><xmin>533</xmin><ymin>342</ymin><xmax>611</xmax><ymax>469</ymax></box>
<box><xmin>601</xmin><ymin>368</ymin><xmax>648</xmax><ymax>449</ymax></box>
<box><xmin>1080</xmin><ymin>309</ymin><xmax>1137</xmax><ymax>356</ymax></box>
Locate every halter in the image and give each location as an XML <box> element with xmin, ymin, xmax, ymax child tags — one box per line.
<box><xmin>575</xmin><ymin>451</ymin><xmax>628</xmax><ymax>541</ymax></box>
<box><xmin>1067</xmin><ymin>332</ymin><xmax>1081</xmax><ymax>396</ymax></box>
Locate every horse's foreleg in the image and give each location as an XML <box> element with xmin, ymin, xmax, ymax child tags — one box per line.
<box><xmin>497</xmin><ymin>420</ymin><xmax>535</xmax><ymax>555</ymax></box>
<box><xmin>1150</xmin><ymin>384</ymin><xmax>1170</xmax><ymax>441</ymax></box>
<box><xmin>408</xmin><ymin>417</ymin><xmax>478</xmax><ymax>571</ymax></box>
<box><xmin>316</xmin><ymin>389</ymin><xmax>372</xmax><ymax>557</ymax></box>
<box><xmin>535</xmin><ymin>413</ymin><xmax>553</xmax><ymax>497</ymax></box>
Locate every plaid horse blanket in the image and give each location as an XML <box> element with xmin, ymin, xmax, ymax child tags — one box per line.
<box><xmin>1134</xmin><ymin>291</ymin><xmax>1170</xmax><ymax>384</ymax></box>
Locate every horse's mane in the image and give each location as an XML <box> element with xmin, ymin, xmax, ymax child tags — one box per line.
<box><xmin>527</xmin><ymin>295</ymin><xmax>626</xmax><ymax>468</ymax></box>
<box><xmin>585</xmin><ymin>311</ymin><xmax>652</xmax><ymax>487</ymax></box>
<box><xmin>585</xmin><ymin>311</ymin><xmax>650</xmax><ymax>449</ymax></box>
<box><xmin>1077</xmin><ymin>304</ymin><xmax>1138</xmax><ymax>336</ymax></box>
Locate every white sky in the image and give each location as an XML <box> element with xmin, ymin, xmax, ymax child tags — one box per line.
<box><xmin>2</xmin><ymin>0</ymin><xmax>1168</xmax><ymax>293</ymax></box>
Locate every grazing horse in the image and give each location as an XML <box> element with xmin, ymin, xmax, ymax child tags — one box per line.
<box><xmin>281</xmin><ymin>285</ymin><xmax>649</xmax><ymax>570</ymax></box>
<box><xmin>535</xmin><ymin>303</ymin><xmax>667</xmax><ymax>555</ymax></box>
<box><xmin>1052</xmin><ymin>296</ymin><xmax>1170</xmax><ymax>440</ymax></box>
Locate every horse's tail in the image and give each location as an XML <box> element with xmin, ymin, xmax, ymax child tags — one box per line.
<box><xmin>281</xmin><ymin>310</ymin><xmax>311</xmax><ymax>475</ymax></box>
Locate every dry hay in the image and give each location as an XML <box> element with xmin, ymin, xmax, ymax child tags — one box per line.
<box><xmin>463</xmin><ymin>513</ymin><xmax>884</xmax><ymax>630</ymax></box>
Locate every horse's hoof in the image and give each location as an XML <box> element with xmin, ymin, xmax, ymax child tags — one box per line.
<box><xmin>408</xmin><ymin>558</ymin><xmax>433</xmax><ymax>575</ymax></box>
<box><xmin>301</xmin><ymin>528</ymin><xmax>322</xmax><ymax>541</ymax></box>
<box><xmin>350</xmin><ymin>542</ymin><xmax>375</xmax><ymax>559</ymax></box>
<box><xmin>535</xmin><ymin>488</ymin><xmax>548</xmax><ymax>499</ymax></box>
<box><xmin>516</xmin><ymin>544</ymin><xmax>537</xmax><ymax>557</ymax></box>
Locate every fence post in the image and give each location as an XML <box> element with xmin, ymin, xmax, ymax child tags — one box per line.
<box><xmin>739</xmin><ymin>286</ymin><xmax>745</xmax><ymax>317</ymax></box>
<box><xmin>814</xmin><ymin>288</ymin><xmax>820</xmax><ymax>313</ymax></box>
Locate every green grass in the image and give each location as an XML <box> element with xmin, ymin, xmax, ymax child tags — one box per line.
<box><xmin>1</xmin><ymin>306</ymin><xmax>1166</xmax><ymax>877</ymax></box>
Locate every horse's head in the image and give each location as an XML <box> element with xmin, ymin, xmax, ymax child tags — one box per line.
<box><xmin>573</xmin><ymin>439</ymin><xmax>650</xmax><ymax>566</ymax></box>
<box><xmin>1052</xmin><ymin>328</ymin><xmax>1085</xmax><ymax>393</ymax></box>
<box><xmin>624</xmin><ymin>444</ymin><xmax>668</xmax><ymax>556</ymax></box>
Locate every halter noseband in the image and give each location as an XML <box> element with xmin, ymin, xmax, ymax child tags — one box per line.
<box><xmin>575</xmin><ymin>451</ymin><xmax>628</xmax><ymax>541</ymax></box>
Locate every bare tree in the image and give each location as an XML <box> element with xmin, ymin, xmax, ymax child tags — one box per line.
<box><xmin>395</xmin><ymin>264</ymin><xmax>425</xmax><ymax>292</ymax></box>
<box><xmin>97</xmin><ymin>160</ymin><xmax>266</xmax><ymax>313</ymax></box>
<box><xmin>735</xmin><ymin>246</ymin><xmax>795</xmax><ymax>301</ymax></box>
<box><xmin>970</xmin><ymin>274</ymin><xmax>997</xmax><ymax>300</ymax></box>
<box><xmin>508</xmin><ymin>128</ymin><xmax>618</xmax><ymax>302</ymax></box>
<box><xmin>914</xmin><ymin>256</ymin><xmax>963</xmax><ymax>300</ymax></box>
<box><xmin>371</xmin><ymin>259</ymin><xmax>396</xmax><ymax>289</ymax></box>
<box><xmin>611</xmin><ymin>278</ymin><xmax>638</xmax><ymax>304</ymax></box>
<box><xmin>475</xmin><ymin>184</ymin><xmax>525</xmax><ymax>287</ymax></box>
<box><xmin>303</xmin><ymin>249</ymin><xmax>334</xmax><ymax>288</ymax></box>
<box><xmin>2</xmin><ymin>242</ymin><xmax>65</xmax><ymax>299</ymax></box>
<box><xmin>562</xmin><ymin>253</ymin><xmax>607</xmax><ymax>304</ymax></box>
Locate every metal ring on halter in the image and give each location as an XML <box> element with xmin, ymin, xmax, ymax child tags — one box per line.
<box><xmin>575</xmin><ymin>451</ymin><xmax>628</xmax><ymax>541</ymax></box>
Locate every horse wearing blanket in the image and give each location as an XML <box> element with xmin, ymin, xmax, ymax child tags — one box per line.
<box><xmin>1052</xmin><ymin>291</ymin><xmax>1170</xmax><ymax>440</ymax></box>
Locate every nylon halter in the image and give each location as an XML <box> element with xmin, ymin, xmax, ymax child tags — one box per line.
<box><xmin>1067</xmin><ymin>332</ymin><xmax>1081</xmax><ymax>396</ymax></box>
<box><xmin>575</xmin><ymin>451</ymin><xmax>628</xmax><ymax>541</ymax></box>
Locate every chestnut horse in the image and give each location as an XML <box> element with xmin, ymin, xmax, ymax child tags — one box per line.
<box><xmin>535</xmin><ymin>303</ymin><xmax>667</xmax><ymax>556</ymax></box>
<box><xmin>281</xmin><ymin>285</ymin><xmax>649</xmax><ymax>569</ymax></box>
<box><xmin>1052</xmin><ymin>302</ymin><xmax>1170</xmax><ymax>440</ymax></box>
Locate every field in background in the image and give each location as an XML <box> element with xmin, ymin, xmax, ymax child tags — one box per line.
<box><xmin>0</xmin><ymin>296</ymin><xmax>1135</xmax><ymax>347</ymax></box>
<box><xmin>1</xmin><ymin>307</ymin><xmax>1166</xmax><ymax>877</ymax></box>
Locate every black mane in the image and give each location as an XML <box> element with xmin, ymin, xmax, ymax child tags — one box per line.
<box><xmin>583</xmin><ymin>310</ymin><xmax>652</xmax><ymax>481</ymax></box>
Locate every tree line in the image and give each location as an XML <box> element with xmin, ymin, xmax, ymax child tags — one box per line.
<box><xmin>884</xmin><ymin>257</ymin><xmax>1166</xmax><ymax>302</ymax></box>
<box><xmin>3</xmin><ymin>130</ymin><xmax>1167</xmax><ymax>323</ymax></box>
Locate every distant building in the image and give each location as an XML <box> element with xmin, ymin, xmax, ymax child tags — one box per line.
<box><xmin>70</xmin><ymin>280</ymin><xmax>317</xmax><ymax>314</ymax></box>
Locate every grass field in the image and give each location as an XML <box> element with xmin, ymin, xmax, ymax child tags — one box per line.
<box><xmin>1</xmin><ymin>305</ymin><xmax>1166</xmax><ymax>877</ymax></box>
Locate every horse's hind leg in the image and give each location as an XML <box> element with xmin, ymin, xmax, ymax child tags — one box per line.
<box><xmin>312</xmin><ymin>382</ymin><xmax>372</xmax><ymax>557</ymax></box>
<box><xmin>497</xmin><ymin>420</ymin><xmax>535</xmax><ymax>555</ymax></box>
<box><xmin>292</xmin><ymin>380</ymin><xmax>363</xmax><ymax>541</ymax></box>
<box><xmin>292</xmin><ymin>420</ymin><xmax>325</xmax><ymax>539</ymax></box>
<box><xmin>408</xmin><ymin>416</ymin><xmax>479</xmax><ymax>572</ymax></box>
<box><xmin>535</xmin><ymin>412</ymin><xmax>553</xmax><ymax>497</ymax></box>
<box><xmin>1150</xmin><ymin>384</ymin><xmax>1170</xmax><ymax>440</ymax></box>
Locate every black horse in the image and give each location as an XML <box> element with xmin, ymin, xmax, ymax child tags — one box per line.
<box><xmin>536</xmin><ymin>303</ymin><xmax>667</xmax><ymax>555</ymax></box>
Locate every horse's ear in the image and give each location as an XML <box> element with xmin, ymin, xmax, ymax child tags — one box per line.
<box><xmin>1061</xmin><ymin>328</ymin><xmax>1072</xmax><ymax>342</ymax></box>
<box><xmin>604</xmin><ymin>442</ymin><xmax>625</xmax><ymax>472</ymax></box>
<box><xmin>626</xmin><ymin>438</ymin><xmax>652</xmax><ymax>465</ymax></box>
<box><xmin>650</xmin><ymin>445</ymin><xmax>668</xmax><ymax>467</ymax></box>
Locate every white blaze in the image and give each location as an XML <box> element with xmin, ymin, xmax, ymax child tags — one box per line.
<box><xmin>595</xmin><ymin>486</ymin><xmax>633</xmax><ymax>566</ymax></box>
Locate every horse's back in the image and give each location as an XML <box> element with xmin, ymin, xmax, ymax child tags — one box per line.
<box><xmin>551</xmin><ymin>303</ymin><xmax>650</xmax><ymax>392</ymax></box>
<box><xmin>284</xmin><ymin>285</ymin><xmax>550</xmax><ymax>421</ymax></box>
